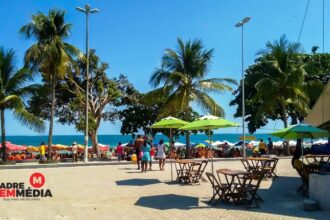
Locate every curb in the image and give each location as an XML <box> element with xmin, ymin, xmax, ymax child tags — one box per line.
<box><xmin>0</xmin><ymin>156</ymin><xmax>292</xmax><ymax>170</ymax></box>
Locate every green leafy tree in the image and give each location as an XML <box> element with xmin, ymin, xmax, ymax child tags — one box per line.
<box><xmin>230</xmin><ymin>36</ymin><xmax>330</xmax><ymax>134</ymax></box>
<box><xmin>147</xmin><ymin>38</ymin><xmax>237</xmax><ymax>156</ymax></box>
<box><xmin>64</xmin><ymin>50</ymin><xmax>121</xmax><ymax>152</ymax></box>
<box><xmin>20</xmin><ymin>9</ymin><xmax>78</xmax><ymax>158</ymax></box>
<box><xmin>254</xmin><ymin>35</ymin><xmax>309</xmax><ymax>128</ymax></box>
<box><xmin>0</xmin><ymin>47</ymin><xmax>45</xmax><ymax>162</ymax></box>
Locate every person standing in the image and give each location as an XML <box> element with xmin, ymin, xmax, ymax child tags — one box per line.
<box><xmin>156</xmin><ymin>139</ymin><xmax>166</xmax><ymax>171</ymax></box>
<box><xmin>258</xmin><ymin>139</ymin><xmax>267</xmax><ymax>156</ymax></box>
<box><xmin>141</xmin><ymin>140</ymin><xmax>151</xmax><ymax>173</ymax></box>
<box><xmin>134</xmin><ymin>135</ymin><xmax>144</xmax><ymax>169</ymax></box>
<box><xmin>72</xmin><ymin>142</ymin><xmax>78</xmax><ymax>162</ymax></box>
<box><xmin>267</xmin><ymin>138</ymin><xmax>273</xmax><ymax>155</ymax></box>
<box><xmin>39</xmin><ymin>142</ymin><xmax>46</xmax><ymax>162</ymax></box>
<box><xmin>116</xmin><ymin>142</ymin><xmax>124</xmax><ymax>162</ymax></box>
<box><xmin>149</xmin><ymin>142</ymin><xmax>154</xmax><ymax>170</ymax></box>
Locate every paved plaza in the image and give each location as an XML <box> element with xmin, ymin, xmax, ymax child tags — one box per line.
<box><xmin>0</xmin><ymin>158</ymin><xmax>329</xmax><ymax>220</ymax></box>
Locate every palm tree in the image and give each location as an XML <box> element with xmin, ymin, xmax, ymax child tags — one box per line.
<box><xmin>20</xmin><ymin>9</ymin><xmax>78</xmax><ymax>159</ymax></box>
<box><xmin>148</xmin><ymin>38</ymin><xmax>237</xmax><ymax>156</ymax></box>
<box><xmin>254</xmin><ymin>35</ymin><xmax>309</xmax><ymax>128</ymax></box>
<box><xmin>0</xmin><ymin>47</ymin><xmax>45</xmax><ymax>162</ymax></box>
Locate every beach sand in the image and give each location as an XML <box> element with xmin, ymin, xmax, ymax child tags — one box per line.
<box><xmin>0</xmin><ymin>159</ymin><xmax>328</xmax><ymax>220</ymax></box>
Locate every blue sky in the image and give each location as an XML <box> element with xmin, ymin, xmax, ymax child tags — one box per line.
<box><xmin>1</xmin><ymin>0</ymin><xmax>328</xmax><ymax>135</ymax></box>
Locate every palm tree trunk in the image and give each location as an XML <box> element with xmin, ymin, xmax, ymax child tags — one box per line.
<box><xmin>1</xmin><ymin>108</ymin><xmax>6</xmax><ymax>162</ymax></box>
<box><xmin>281</xmin><ymin>103</ymin><xmax>290</xmax><ymax>155</ymax></box>
<box><xmin>48</xmin><ymin>72</ymin><xmax>56</xmax><ymax>160</ymax></box>
<box><xmin>281</xmin><ymin>103</ymin><xmax>288</xmax><ymax>128</ymax></box>
<box><xmin>185</xmin><ymin>132</ymin><xmax>191</xmax><ymax>159</ymax></box>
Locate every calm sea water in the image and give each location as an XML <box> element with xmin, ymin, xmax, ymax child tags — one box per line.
<box><xmin>6</xmin><ymin>133</ymin><xmax>280</xmax><ymax>147</ymax></box>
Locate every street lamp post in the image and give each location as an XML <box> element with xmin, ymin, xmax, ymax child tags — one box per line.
<box><xmin>76</xmin><ymin>4</ymin><xmax>99</xmax><ymax>162</ymax></box>
<box><xmin>235</xmin><ymin>17</ymin><xmax>251</xmax><ymax>158</ymax></box>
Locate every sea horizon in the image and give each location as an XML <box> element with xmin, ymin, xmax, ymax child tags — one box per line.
<box><xmin>5</xmin><ymin>133</ymin><xmax>283</xmax><ymax>147</ymax></box>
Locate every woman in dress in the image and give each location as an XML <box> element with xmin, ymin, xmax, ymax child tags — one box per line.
<box><xmin>141</xmin><ymin>140</ymin><xmax>151</xmax><ymax>173</ymax></box>
<box><xmin>156</xmin><ymin>139</ymin><xmax>166</xmax><ymax>171</ymax></box>
<box><xmin>116</xmin><ymin>142</ymin><xmax>124</xmax><ymax>162</ymax></box>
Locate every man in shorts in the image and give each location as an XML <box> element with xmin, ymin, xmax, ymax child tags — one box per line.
<box><xmin>134</xmin><ymin>135</ymin><xmax>144</xmax><ymax>169</ymax></box>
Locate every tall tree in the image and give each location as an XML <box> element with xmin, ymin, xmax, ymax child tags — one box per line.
<box><xmin>147</xmin><ymin>38</ymin><xmax>236</xmax><ymax>156</ymax></box>
<box><xmin>230</xmin><ymin>35</ymin><xmax>319</xmax><ymax>133</ymax></box>
<box><xmin>20</xmin><ymin>9</ymin><xmax>78</xmax><ymax>158</ymax></box>
<box><xmin>0</xmin><ymin>47</ymin><xmax>45</xmax><ymax>162</ymax></box>
<box><xmin>63</xmin><ymin>50</ymin><xmax>121</xmax><ymax>152</ymax></box>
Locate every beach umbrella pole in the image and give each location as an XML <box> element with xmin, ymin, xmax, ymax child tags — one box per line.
<box><xmin>209</xmin><ymin>129</ymin><xmax>214</xmax><ymax>174</ymax></box>
<box><xmin>170</xmin><ymin>128</ymin><xmax>173</xmax><ymax>181</ymax></box>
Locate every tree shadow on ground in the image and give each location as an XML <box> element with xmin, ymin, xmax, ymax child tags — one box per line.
<box><xmin>116</xmin><ymin>178</ymin><xmax>161</xmax><ymax>186</ymax></box>
<box><xmin>135</xmin><ymin>194</ymin><xmax>199</xmax><ymax>210</ymax></box>
<box><xmin>204</xmin><ymin>176</ymin><xmax>329</xmax><ymax>219</ymax></box>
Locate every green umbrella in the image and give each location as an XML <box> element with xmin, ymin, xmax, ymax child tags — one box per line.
<box><xmin>271</xmin><ymin>123</ymin><xmax>329</xmax><ymax>165</ymax></box>
<box><xmin>150</xmin><ymin>116</ymin><xmax>189</xmax><ymax>129</ymax></box>
<box><xmin>150</xmin><ymin>116</ymin><xmax>189</xmax><ymax>181</ymax></box>
<box><xmin>180</xmin><ymin>115</ymin><xmax>239</xmax><ymax>174</ymax></box>
<box><xmin>271</xmin><ymin>123</ymin><xmax>329</xmax><ymax>139</ymax></box>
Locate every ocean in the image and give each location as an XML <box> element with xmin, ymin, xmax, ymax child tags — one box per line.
<box><xmin>6</xmin><ymin>133</ymin><xmax>280</xmax><ymax>147</ymax></box>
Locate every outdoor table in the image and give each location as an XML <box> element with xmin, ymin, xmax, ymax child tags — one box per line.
<box><xmin>217</xmin><ymin>169</ymin><xmax>250</xmax><ymax>203</ymax></box>
<box><xmin>175</xmin><ymin>159</ymin><xmax>195</xmax><ymax>183</ymax></box>
<box><xmin>246</xmin><ymin>157</ymin><xmax>279</xmax><ymax>178</ymax></box>
<box><xmin>304</xmin><ymin>155</ymin><xmax>330</xmax><ymax>173</ymax></box>
<box><xmin>305</xmin><ymin>155</ymin><xmax>330</xmax><ymax>164</ymax></box>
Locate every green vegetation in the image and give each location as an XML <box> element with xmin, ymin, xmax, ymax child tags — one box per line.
<box><xmin>0</xmin><ymin>47</ymin><xmax>45</xmax><ymax>161</ymax></box>
<box><xmin>146</xmin><ymin>38</ymin><xmax>236</xmax><ymax>156</ymax></box>
<box><xmin>20</xmin><ymin>9</ymin><xmax>78</xmax><ymax>158</ymax></box>
<box><xmin>231</xmin><ymin>35</ymin><xmax>329</xmax><ymax>133</ymax></box>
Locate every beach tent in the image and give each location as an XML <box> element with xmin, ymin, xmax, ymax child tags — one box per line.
<box><xmin>273</xmin><ymin>141</ymin><xmax>283</xmax><ymax>147</ymax></box>
<box><xmin>313</xmin><ymin>139</ymin><xmax>328</xmax><ymax>145</ymax></box>
<box><xmin>222</xmin><ymin>140</ymin><xmax>235</xmax><ymax>147</ymax></box>
<box><xmin>174</xmin><ymin>142</ymin><xmax>185</xmax><ymax>147</ymax></box>
<box><xmin>248</xmin><ymin>141</ymin><xmax>259</xmax><ymax>147</ymax></box>
<box><xmin>211</xmin><ymin>141</ymin><xmax>225</xmax><ymax>147</ymax></box>
<box><xmin>305</xmin><ymin>80</ymin><xmax>330</xmax><ymax>131</ymax></box>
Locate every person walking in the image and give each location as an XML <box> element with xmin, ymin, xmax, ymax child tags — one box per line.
<box><xmin>134</xmin><ymin>135</ymin><xmax>144</xmax><ymax>169</ymax></box>
<box><xmin>72</xmin><ymin>142</ymin><xmax>78</xmax><ymax>162</ymax></box>
<box><xmin>39</xmin><ymin>142</ymin><xmax>46</xmax><ymax>162</ymax></box>
<box><xmin>267</xmin><ymin>138</ymin><xmax>273</xmax><ymax>155</ymax></box>
<box><xmin>149</xmin><ymin>142</ymin><xmax>154</xmax><ymax>170</ymax></box>
<box><xmin>141</xmin><ymin>140</ymin><xmax>151</xmax><ymax>173</ymax></box>
<box><xmin>258</xmin><ymin>139</ymin><xmax>267</xmax><ymax>156</ymax></box>
<box><xmin>116</xmin><ymin>142</ymin><xmax>124</xmax><ymax>162</ymax></box>
<box><xmin>156</xmin><ymin>139</ymin><xmax>166</xmax><ymax>171</ymax></box>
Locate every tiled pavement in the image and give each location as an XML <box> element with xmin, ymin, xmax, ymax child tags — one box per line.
<box><xmin>0</xmin><ymin>158</ymin><xmax>328</xmax><ymax>220</ymax></box>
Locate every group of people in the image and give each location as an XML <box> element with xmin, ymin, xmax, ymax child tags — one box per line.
<box><xmin>38</xmin><ymin>141</ymin><xmax>79</xmax><ymax>162</ymax></box>
<box><xmin>256</xmin><ymin>138</ymin><xmax>274</xmax><ymax>156</ymax></box>
<box><xmin>134</xmin><ymin>135</ymin><xmax>167</xmax><ymax>173</ymax></box>
<box><xmin>114</xmin><ymin>135</ymin><xmax>168</xmax><ymax>173</ymax></box>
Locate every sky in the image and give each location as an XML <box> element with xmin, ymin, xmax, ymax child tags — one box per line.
<box><xmin>0</xmin><ymin>0</ymin><xmax>328</xmax><ymax>136</ymax></box>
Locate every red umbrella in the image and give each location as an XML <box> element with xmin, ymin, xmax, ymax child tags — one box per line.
<box><xmin>0</xmin><ymin>141</ymin><xmax>27</xmax><ymax>151</ymax></box>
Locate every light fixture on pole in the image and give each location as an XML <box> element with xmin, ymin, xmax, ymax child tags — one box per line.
<box><xmin>76</xmin><ymin>4</ymin><xmax>99</xmax><ymax>162</ymax></box>
<box><xmin>235</xmin><ymin>16</ymin><xmax>251</xmax><ymax>158</ymax></box>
